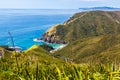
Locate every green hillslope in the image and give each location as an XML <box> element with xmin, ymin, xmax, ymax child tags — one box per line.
<box><xmin>0</xmin><ymin>45</ymin><xmax>64</xmax><ymax>70</ymax></box>
<box><xmin>54</xmin><ymin>34</ymin><xmax>120</xmax><ymax>64</ymax></box>
<box><xmin>0</xmin><ymin>45</ymin><xmax>65</xmax><ymax>79</ymax></box>
<box><xmin>51</xmin><ymin>11</ymin><xmax>120</xmax><ymax>64</ymax></box>
<box><xmin>24</xmin><ymin>45</ymin><xmax>64</xmax><ymax>64</ymax></box>
<box><xmin>1</xmin><ymin>45</ymin><xmax>120</xmax><ymax>80</ymax></box>
<box><xmin>55</xmin><ymin>11</ymin><xmax>120</xmax><ymax>41</ymax></box>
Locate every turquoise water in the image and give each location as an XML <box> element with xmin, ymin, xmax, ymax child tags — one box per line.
<box><xmin>0</xmin><ymin>9</ymin><xmax>82</xmax><ymax>50</ymax></box>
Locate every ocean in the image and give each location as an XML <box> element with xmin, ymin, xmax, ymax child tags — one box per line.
<box><xmin>0</xmin><ymin>9</ymin><xmax>82</xmax><ymax>50</ymax></box>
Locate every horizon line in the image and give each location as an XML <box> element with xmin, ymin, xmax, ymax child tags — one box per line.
<box><xmin>0</xmin><ymin>6</ymin><xmax>120</xmax><ymax>10</ymax></box>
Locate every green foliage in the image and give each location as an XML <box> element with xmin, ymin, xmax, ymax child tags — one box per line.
<box><xmin>0</xmin><ymin>44</ymin><xmax>120</xmax><ymax>80</ymax></box>
<box><xmin>0</xmin><ymin>45</ymin><xmax>64</xmax><ymax>79</ymax></box>
<box><xmin>0</xmin><ymin>57</ymin><xmax>120</xmax><ymax>80</ymax></box>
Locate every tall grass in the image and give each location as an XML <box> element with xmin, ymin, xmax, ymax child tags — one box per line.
<box><xmin>0</xmin><ymin>46</ymin><xmax>119</xmax><ymax>80</ymax></box>
<box><xmin>0</xmin><ymin>56</ymin><xmax>120</xmax><ymax>80</ymax></box>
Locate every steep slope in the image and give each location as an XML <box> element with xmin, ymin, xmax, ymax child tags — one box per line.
<box><xmin>0</xmin><ymin>45</ymin><xmax>65</xmax><ymax>79</ymax></box>
<box><xmin>1</xmin><ymin>45</ymin><xmax>119</xmax><ymax>80</ymax></box>
<box><xmin>50</xmin><ymin>11</ymin><xmax>120</xmax><ymax>41</ymax></box>
<box><xmin>24</xmin><ymin>45</ymin><xmax>64</xmax><ymax>64</ymax></box>
<box><xmin>48</xmin><ymin>11</ymin><xmax>120</xmax><ymax>64</ymax></box>
<box><xmin>54</xmin><ymin>34</ymin><xmax>120</xmax><ymax>64</ymax></box>
<box><xmin>1</xmin><ymin>45</ymin><xmax>64</xmax><ymax>65</ymax></box>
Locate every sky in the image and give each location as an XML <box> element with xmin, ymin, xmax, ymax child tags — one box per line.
<box><xmin>0</xmin><ymin>0</ymin><xmax>120</xmax><ymax>9</ymax></box>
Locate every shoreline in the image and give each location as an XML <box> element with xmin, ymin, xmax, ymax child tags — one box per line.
<box><xmin>33</xmin><ymin>24</ymin><xmax>68</xmax><ymax>51</ymax></box>
<box><xmin>50</xmin><ymin>44</ymin><xmax>68</xmax><ymax>53</ymax></box>
<box><xmin>33</xmin><ymin>38</ymin><xmax>68</xmax><ymax>52</ymax></box>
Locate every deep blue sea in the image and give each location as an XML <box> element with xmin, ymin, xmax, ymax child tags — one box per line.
<box><xmin>0</xmin><ymin>9</ymin><xmax>82</xmax><ymax>50</ymax></box>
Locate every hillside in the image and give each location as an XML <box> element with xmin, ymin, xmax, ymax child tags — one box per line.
<box><xmin>1</xmin><ymin>45</ymin><xmax>120</xmax><ymax>80</ymax></box>
<box><xmin>49</xmin><ymin>11</ymin><xmax>120</xmax><ymax>41</ymax></box>
<box><xmin>47</xmin><ymin>11</ymin><xmax>120</xmax><ymax>64</ymax></box>
<box><xmin>0</xmin><ymin>45</ymin><xmax>64</xmax><ymax>65</ymax></box>
<box><xmin>0</xmin><ymin>45</ymin><xmax>66</xmax><ymax>79</ymax></box>
<box><xmin>24</xmin><ymin>45</ymin><xmax>64</xmax><ymax>64</ymax></box>
<box><xmin>54</xmin><ymin>34</ymin><xmax>120</xmax><ymax>64</ymax></box>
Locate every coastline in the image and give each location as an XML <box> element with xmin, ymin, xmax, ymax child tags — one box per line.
<box><xmin>0</xmin><ymin>11</ymin><xmax>72</xmax><ymax>51</ymax></box>
<box><xmin>33</xmin><ymin>24</ymin><xmax>68</xmax><ymax>52</ymax></box>
<box><xmin>50</xmin><ymin>44</ymin><xmax>67</xmax><ymax>53</ymax></box>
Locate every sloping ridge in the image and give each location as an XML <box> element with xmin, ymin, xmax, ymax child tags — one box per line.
<box><xmin>55</xmin><ymin>11</ymin><xmax>120</xmax><ymax>41</ymax></box>
<box><xmin>23</xmin><ymin>45</ymin><xmax>64</xmax><ymax>64</ymax></box>
<box><xmin>53</xmin><ymin>11</ymin><xmax>120</xmax><ymax>64</ymax></box>
<box><xmin>54</xmin><ymin>34</ymin><xmax>120</xmax><ymax>64</ymax></box>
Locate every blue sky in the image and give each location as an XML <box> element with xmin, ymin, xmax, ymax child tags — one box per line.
<box><xmin>0</xmin><ymin>0</ymin><xmax>120</xmax><ymax>9</ymax></box>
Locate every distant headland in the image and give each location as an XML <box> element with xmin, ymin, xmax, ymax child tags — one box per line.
<box><xmin>79</xmin><ymin>6</ymin><xmax>120</xmax><ymax>10</ymax></box>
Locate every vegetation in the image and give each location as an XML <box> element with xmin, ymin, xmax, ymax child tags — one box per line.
<box><xmin>0</xmin><ymin>46</ymin><xmax>120</xmax><ymax>80</ymax></box>
<box><xmin>0</xmin><ymin>11</ymin><xmax>120</xmax><ymax>79</ymax></box>
<box><xmin>51</xmin><ymin>11</ymin><xmax>120</xmax><ymax>64</ymax></box>
<box><xmin>54</xmin><ymin>11</ymin><xmax>120</xmax><ymax>41</ymax></box>
<box><xmin>54</xmin><ymin>34</ymin><xmax>120</xmax><ymax>64</ymax></box>
<box><xmin>0</xmin><ymin>45</ymin><xmax>65</xmax><ymax>79</ymax></box>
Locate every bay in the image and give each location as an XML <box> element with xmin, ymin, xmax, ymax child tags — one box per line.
<box><xmin>0</xmin><ymin>9</ymin><xmax>82</xmax><ymax>50</ymax></box>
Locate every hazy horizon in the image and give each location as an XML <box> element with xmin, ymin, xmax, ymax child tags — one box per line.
<box><xmin>0</xmin><ymin>0</ymin><xmax>120</xmax><ymax>9</ymax></box>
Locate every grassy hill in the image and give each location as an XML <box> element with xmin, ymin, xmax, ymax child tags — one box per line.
<box><xmin>1</xmin><ymin>45</ymin><xmax>64</xmax><ymax>66</ymax></box>
<box><xmin>0</xmin><ymin>45</ymin><xmax>65</xmax><ymax>79</ymax></box>
<box><xmin>0</xmin><ymin>45</ymin><xmax>120</xmax><ymax>80</ymax></box>
<box><xmin>51</xmin><ymin>11</ymin><xmax>120</xmax><ymax>41</ymax></box>
<box><xmin>49</xmin><ymin>11</ymin><xmax>120</xmax><ymax>64</ymax></box>
<box><xmin>24</xmin><ymin>45</ymin><xmax>64</xmax><ymax>64</ymax></box>
<box><xmin>54</xmin><ymin>34</ymin><xmax>120</xmax><ymax>64</ymax></box>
